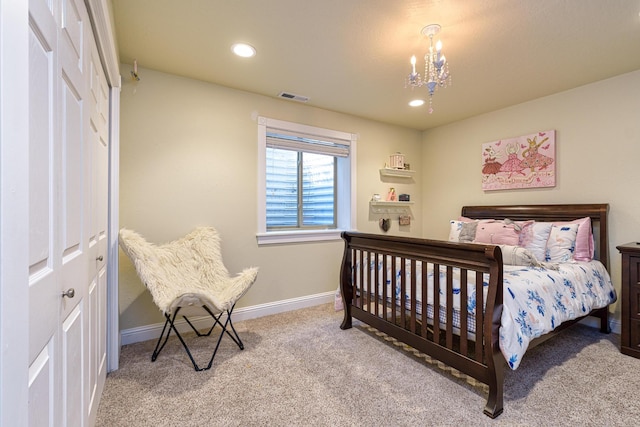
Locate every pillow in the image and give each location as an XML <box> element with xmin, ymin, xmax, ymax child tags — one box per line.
<box><xmin>554</xmin><ymin>217</ymin><xmax>594</xmax><ymax>261</ymax></box>
<box><xmin>545</xmin><ymin>223</ymin><xmax>579</xmax><ymax>262</ymax></box>
<box><xmin>474</xmin><ymin>221</ymin><xmax>520</xmax><ymax>246</ymax></box>
<box><xmin>519</xmin><ymin>222</ymin><xmax>553</xmax><ymax>262</ymax></box>
<box><xmin>498</xmin><ymin>245</ymin><xmax>558</xmax><ymax>270</ymax></box>
<box><xmin>449</xmin><ymin>218</ymin><xmax>482</xmax><ymax>242</ymax></box>
<box><xmin>458</xmin><ymin>222</ymin><xmax>478</xmax><ymax>242</ymax></box>
<box><xmin>448</xmin><ymin>220</ymin><xmax>465</xmax><ymax>242</ymax></box>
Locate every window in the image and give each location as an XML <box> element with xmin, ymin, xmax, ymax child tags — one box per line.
<box><xmin>257</xmin><ymin>117</ymin><xmax>356</xmax><ymax>245</ymax></box>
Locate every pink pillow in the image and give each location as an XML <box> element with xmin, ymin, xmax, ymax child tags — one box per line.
<box><xmin>473</xmin><ymin>221</ymin><xmax>520</xmax><ymax>246</ymax></box>
<box><xmin>553</xmin><ymin>217</ymin><xmax>594</xmax><ymax>261</ymax></box>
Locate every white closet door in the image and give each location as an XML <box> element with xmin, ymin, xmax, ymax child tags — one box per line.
<box><xmin>28</xmin><ymin>0</ymin><xmax>107</xmax><ymax>424</ymax></box>
<box><xmin>28</xmin><ymin>0</ymin><xmax>59</xmax><ymax>423</ymax></box>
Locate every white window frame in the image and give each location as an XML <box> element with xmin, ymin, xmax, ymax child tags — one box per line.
<box><xmin>257</xmin><ymin>116</ymin><xmax>357</xmax><ymax>245</ymax></box>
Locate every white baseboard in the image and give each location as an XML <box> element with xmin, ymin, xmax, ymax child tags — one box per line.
<box><xmin>120</xmin><ymin>290</ymin><xmax>336</xmax><ymax>346</ymax></box>
<box><xmin>120</xmin><ymin>290</ymin><xmax>618</xmax><ymax>346</ymax></box>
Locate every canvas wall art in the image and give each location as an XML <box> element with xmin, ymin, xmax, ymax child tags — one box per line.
<box><xmin>481</xmin><ymin>130</ymin><xmax>556</xmax><ymax>191</ymax></box>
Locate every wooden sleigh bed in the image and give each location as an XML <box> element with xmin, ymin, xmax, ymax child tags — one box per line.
<box><xmin>339</xmin><ymin>204</ymin><xmax>615</xmax><ymax>418</ymax></box>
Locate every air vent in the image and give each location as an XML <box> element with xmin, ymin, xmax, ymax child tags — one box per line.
<box><xmin>277</xmin><ymin>92</ymin><xmax>309</xmax><ymax>103</ymax></box>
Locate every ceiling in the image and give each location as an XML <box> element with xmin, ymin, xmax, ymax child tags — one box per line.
<box><xmin>111</xmin><ymin>0</ymin><xmax>640</xmax><ymax>131</ymax></box>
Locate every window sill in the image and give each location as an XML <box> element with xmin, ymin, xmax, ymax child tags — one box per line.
<box><xmin>256</xmin><ymin>229</ymin><xmax>345</xmax><ymax>246</ymax></box>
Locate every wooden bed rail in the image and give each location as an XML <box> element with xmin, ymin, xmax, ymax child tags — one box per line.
<box><xmin>339</xmin><ymin>231</ymin><xmax>505</xmax><ymax>417</ymax></box>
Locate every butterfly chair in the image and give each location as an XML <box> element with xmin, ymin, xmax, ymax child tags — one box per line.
<box><xmin>118</xmin><ymin>227</ymin><xmax>258</xmax><ymax>371</ymax></box>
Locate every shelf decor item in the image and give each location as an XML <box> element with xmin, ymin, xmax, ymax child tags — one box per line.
<box><xmin>386</xmin><ymin>187</ymin><xmax>397</xmax><ymax>201</ymax></box>
<box><xmin>389</xmin><ymin>152</ymin><xmax>405</xmax><ymax>169</ymax></box>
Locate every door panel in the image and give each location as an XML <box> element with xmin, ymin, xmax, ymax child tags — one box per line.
<box><xmin>60</xmin><ymin>76</ymin><xmax>84</xmax><ymax>260</ymax></box>
<box><xmin>28</xmin><ymin>0</ymin><xmax>58</xmax><ymax>424</ymax></box>
<box><xmin>58</xmin><ymin>1</ymin><xmax>88</xmax><ymax>424</ymax></box>
<box><xmin>61</xmin><ymin>0</ymin><xmax>82</xmax><ymax>72</ymax></box>
<box><xmin>62</xmin><ymin>304</ymin><xmax>83</xmax><ymax>427</ymax></box>
<box><xmin>28</xmin><ymin>339</ymin><xmax>55</xmax><ymax>427</ymax></box>
<box><xmin>86</xmin><ymin>40</ymin><xmax>109</xmax><ymax>421</ymax></box>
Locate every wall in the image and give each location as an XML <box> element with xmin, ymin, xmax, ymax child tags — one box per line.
<box><xmin>420</xmin><ymin>69</ymin><xmax>640</xmax><ymax>323</ymax></box>
<box><xmin>118</xmin><ymin>65</ymin><xmax>422</xmax><ymax>330</ymax></box>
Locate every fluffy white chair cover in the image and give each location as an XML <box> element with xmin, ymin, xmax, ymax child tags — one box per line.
<box><xmin>119</xmin><ymin>227</ymin><xmax>258</xmax><ymax>315</ymax></box>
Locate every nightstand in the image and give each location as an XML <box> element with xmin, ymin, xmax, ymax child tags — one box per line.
<box><xmin>617</xmin><ymin>242</ymin><xmax>640</xmax><ymax>359</ymax></box>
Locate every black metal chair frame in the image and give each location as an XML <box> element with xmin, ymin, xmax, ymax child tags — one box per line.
<box><xmin>151</xmin><ymin>303</ymin><xmax>244</xmax><ymax>371</ymax></box>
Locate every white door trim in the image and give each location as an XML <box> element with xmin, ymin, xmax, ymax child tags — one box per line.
<box><xmin>106</xmin><ymin>85</ymin><xmax>121</xmax><ymax>371</ymax></box>
<box><xmin>0</xmin><ymin>0</ymin><xmax>30</xmax><ymax>424</ymax></box>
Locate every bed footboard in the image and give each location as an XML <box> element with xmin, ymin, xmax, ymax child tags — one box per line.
<box><xmin>339</xmin><ymin>231</ymin><xmax>505</xmax><ymax>418</ymax></box>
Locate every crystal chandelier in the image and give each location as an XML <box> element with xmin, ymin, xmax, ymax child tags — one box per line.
<box><xmin>405</xmin><ymin>24</ymin><xmax>451</xmax><ymax>114</ymax></box>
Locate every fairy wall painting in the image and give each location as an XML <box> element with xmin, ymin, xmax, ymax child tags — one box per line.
<box><xmin>481</xmin><ymin>130</ymin><xmax>556</xmax><ymax>191</ymax></box>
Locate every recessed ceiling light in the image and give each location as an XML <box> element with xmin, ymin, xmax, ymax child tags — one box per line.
<box><xmin>409</xmin><ymin>99</ymin><xmax>425</xmax><ymax>107</ymax></box>
<box><xmin>231</xmin><ymin>43</ymin><xmax>256</xmax><ymax>58</ymax></box>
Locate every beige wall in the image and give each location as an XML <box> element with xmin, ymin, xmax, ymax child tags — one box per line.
<box><xmin>120</xmin><ymin>65</ymin><xmax>639</xmax><ymax>331</ymax></box>
<box><xmin>118</xmin><ymin>66</ymin><xmax>423</xmax><ymax>330</ymax></box>
<box><xmin>421</xmin><ymin>69</ymin><xmax>640</xmax><ymax>323</ymax></box>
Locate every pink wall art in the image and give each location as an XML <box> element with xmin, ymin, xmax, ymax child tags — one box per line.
<box><xmin>481</xmin><ymin>130</ymin><xmax>556</xmax><ymax>191</ymax></box>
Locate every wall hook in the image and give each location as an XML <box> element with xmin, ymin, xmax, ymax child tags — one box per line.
<box><xmin>131</xmin><ymin>59</ymin><xmax>141</xmax><ymax>81</ymax></box>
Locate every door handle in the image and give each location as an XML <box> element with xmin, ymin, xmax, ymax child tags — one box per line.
<box><xmin>62</xmin><ymin>288</ymin><xmax>75</xmax><ymax>299</ymax></box>
<box><xmin>96</xmin><ymin>255</ymin><xmax>104</xmax><ymax>261</ymax></box>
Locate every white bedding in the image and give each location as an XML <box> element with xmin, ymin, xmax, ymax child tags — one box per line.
<box><xmin>355</xmin><ymin>256</ymin><xmax>616</xmax><ymax>370</ymax></box>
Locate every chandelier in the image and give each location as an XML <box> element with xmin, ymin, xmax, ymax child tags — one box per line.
<box><xmin>405</xmin><ymin>24</ymin><xmax>451</xmax><ymax>114</ymax></box>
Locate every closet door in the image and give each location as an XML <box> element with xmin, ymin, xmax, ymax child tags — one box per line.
<box><xmin>86</xmin><ymin>37</ymin><xmax>109</xmax><ymax>423</ymax></box>
<box><xmin>28</xmin><ymin>0</ymin><xmax>61</xmax><ymax>423</ymax></box>
<box><xmin>28</xmin><ymin>0</ymin><xmax>106</xmax><ymax>424</ymax></box>
<box><xmin>58</xmin><ymin>0</ymin><xmax>90</xmax><ymax>424</ymax></box>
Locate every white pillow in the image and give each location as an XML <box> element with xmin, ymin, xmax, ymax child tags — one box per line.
<box><xmin>519</xmin><ymin>222</ymin><xmax>553</xmax><ymax>262</ymax></box>
<box><xmin>499</xmin><ymin>245</ymin><xmax>559</xmax><ymax>270</ymax></box>
<box><xmin>448</xmin><ymin>220</ymin><xmax>464</xmax><ymax>242</ymax></box>
<box><xmin>545</xmin><ymin>223</ymin><xmax>579</xmax><ymax>262</ymax></box>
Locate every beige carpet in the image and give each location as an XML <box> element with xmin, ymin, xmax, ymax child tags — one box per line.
<box><xmin>96</xmin><ymin>304</ymin><xmax>640</xmax><ymax>426</ymax></box>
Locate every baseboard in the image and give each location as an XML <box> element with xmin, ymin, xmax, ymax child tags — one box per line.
<box><xmin>120</xmin><ymin>290</ymin><xmax>336</xmax><ymax>346</ymax></box>
<box><xmin>120</xmin><ymin>291</ymin><xmax>619</xmax><ymax>346</ymax></box>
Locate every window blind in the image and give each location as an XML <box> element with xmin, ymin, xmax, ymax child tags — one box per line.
<box><xmin>266</xmin><ymin>130</ymin><xmax>350</xmax><ymax>157</ymax></box>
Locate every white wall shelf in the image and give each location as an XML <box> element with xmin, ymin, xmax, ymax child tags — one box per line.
<box><xmin>379</xmin><ymin>168</ymin><xmax>415</xmax><ymax>179</ymax></box>
<box><xmin>369</xmin><ymin>200</ymin><xmax>414</xmax><ymax>215</ymax></box>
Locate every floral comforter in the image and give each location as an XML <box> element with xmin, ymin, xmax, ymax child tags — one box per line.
<box><xmin>357</xmin><ymin>257</ymin><xmax>616</xmax><ymax>370</ymax></box>
<box><xmin>499</xmin><ymin>262</ymin><xmax>615</xmax><ymax>369</ymax></box>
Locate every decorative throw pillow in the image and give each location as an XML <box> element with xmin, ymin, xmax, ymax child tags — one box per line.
<box><xmin>474</xmin><ymin>221</ymin><xmax>520</xmax><ymax>246</ymax></box>
<box><xmin>545</xmin><ymin>223</ymin><xmax>579</xmax><ymax>262</ymax></box>
<box><xmin>458</xmin><ymin>221</ymin><xmax>478</xmax><ymax>242</ymax></box>
<box><xmin>519</xmin><ymin>222</ymin><xmax>553</xmax><ymax>262</ymax></box>
<box><xmin>448</xmin><ymin>220</ymin><xmax>464</xmax><ymax>242</ymax></box>
<box><xmin>554</xmin><ymin>217</ymin><xmax>594</xmax><ymax>261</ymax></box>
<box><xmin>498</xmin><ymin>245</ymin><xmax>559</xmax><ymax>270</ymax></box>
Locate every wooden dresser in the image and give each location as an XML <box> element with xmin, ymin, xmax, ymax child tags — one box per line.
<box><xmin>617</xmin><ymin>242</ymin><xmax>640</xmax><ymax>359</ymax></box>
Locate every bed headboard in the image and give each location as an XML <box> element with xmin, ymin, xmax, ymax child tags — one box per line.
<box><xmin>461</xmin><ymin>204</ymin><xmax>610</xmax><ymax>269</ymax></box>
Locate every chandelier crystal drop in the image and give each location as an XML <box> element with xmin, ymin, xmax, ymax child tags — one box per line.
<box><xmin>405</xmin><ymin>24</ymin><xmax>451</xmax><ymax>114</ymax></box>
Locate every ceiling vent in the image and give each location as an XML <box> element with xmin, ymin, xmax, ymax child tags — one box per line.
<box><xmin>277</xmin><ymin>92</ymin><xmax>309</xmax><ymax>103</ymax></box>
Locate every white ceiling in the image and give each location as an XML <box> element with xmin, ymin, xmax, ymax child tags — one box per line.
<box><xmin>111</xmin><ymin>0</ymin><xmax>640</xmax><ymax>131</ymax></box>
